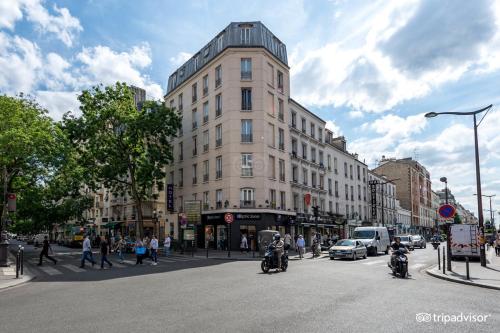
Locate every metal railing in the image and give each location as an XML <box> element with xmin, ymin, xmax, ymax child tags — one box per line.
<box><xmin>240</xmin><ymin>200</ymin><xmax>255</xmax><ymax>208</ymax></box>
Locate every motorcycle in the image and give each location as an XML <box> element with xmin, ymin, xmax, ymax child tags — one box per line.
<box><xmin>431</xmin><ymin>241</ymin><xmax>440</xmax><ymax>250</ymax></box>
<box><xmin>261</xmin><ymin>244</ymin><xmax>288</xmax><ymax>273</ymax></box>
<box><xmin>388</xmin><ymin>249</ymin><xmax>409</xmax><ymax>278</ymax></box>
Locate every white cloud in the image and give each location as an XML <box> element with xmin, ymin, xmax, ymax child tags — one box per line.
<box><xmin>169</xmin><ymin>51</ymin><xmax>192</xmax><ymax>67</ymax></box>
<box><xmin>36</xmin><ymin>90</ymin><xmax>80</xmax><ymax>120</ymax></box>
<box><xmin>348</xmin><ymin>110</ymin><xmax>364</xmax><ymax>119</ymax></box>
<box><xmin>0</xmin><ymin>0</ymin><xmax>82</xmax><ymax>47</ymax></box>
<box><xmin>325</xmin><ymin>120</ymin><xmax>342</xmax><ymax>136</ymax></box>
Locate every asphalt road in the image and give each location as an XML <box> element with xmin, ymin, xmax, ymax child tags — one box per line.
<box><xmin>1</xmin><ymin>242</ymin><xmax>498</xmax><ymax>333</ymax></box>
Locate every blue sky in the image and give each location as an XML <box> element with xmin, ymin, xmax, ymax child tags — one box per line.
<box><xmin>1</xmin><ymin>0</ymin><xmax>499</xmax><ymax>223</ymax></box>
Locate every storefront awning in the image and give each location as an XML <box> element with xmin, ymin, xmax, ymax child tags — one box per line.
<box><xmin>103</xmin><ymin>222</ymin><xmax>121</xmax><ymax>228</ymax></box>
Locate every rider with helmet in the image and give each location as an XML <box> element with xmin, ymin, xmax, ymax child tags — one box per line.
<box><xmin>390</xmin><ymin>236</ymin><xmax>409</xmax><ymax>268</ymax></box>
<box><xmin>272</xmin><ymin>233</ymin><xmax>284</xmax><ymax>270</ymax></box>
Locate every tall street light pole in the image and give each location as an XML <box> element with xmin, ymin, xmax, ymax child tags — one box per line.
<box><xmin>426</xmin><ymin>104</ymin><xmax>493</xmax><ymax>267</ymax></box>
<box><xmin>440</xmin><ymin>177</ymin><xmax>452</xmax><ymax>271</ymax></box>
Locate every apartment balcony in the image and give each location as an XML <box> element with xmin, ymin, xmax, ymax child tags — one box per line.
<box><xmin>203</xmin><ymin>144</ymin><xmax>209</xmax><ymax>152</ymax></box>
<box><xmin>216</xmin><ymin>171</ymin><xmax>222</xmax><ymax>179</ymax></box>
<box><xmin>215</xmin><ymin>108</ymin><xmax>222</xmax><ymax>117</ymax></box>
<box><xmin>203</xmin><ymin>115</ymin><xmax>209</xmax><ymax>124</ymax></box>
<box><xmin>192</xmin><ymin>121</ymin><xmax>198</xmax><ymax>130</ymax></box>
<box><xmin>241</xmin><ymin>71</ymin><xmax>252</xmax><ymax>80</ymax></box>
<box><xmin>241</xmin><ymin>134</ymin><xmax>253</xmax><ymax>143</ymax></box>
<box><xmin>216</xmin><ymin>201</ymin><xmax>222</xmax><ymax>209</ymax></box>
<box><xmin>192</xmin><ymin>177</ymin><xmax>197</xmax><ymax>185</ymax></box>
<box><xmin>215</xmin><ymin>78</ymin><xmax>221</xmax><ymax>88</ymax></box>
<box><xmin>240</xmin><ymin>200</ymin><xmax>255</xmax><ymax>208</ymax></box>
<box><xmin>215</xmin><ymin>139</ymin><xmax>222</xmax><ymax>147</ymax></box>
<box><xmin>192</xmin><ymin>95</ymin><xmax>197</xmax><ymax>103</ymax></box>
<box><xmin>192</xmin><ymin>148</ymin><xmax>197</xmax><ymax>156</ymax></box>
<box><xmin>203</xmin><ymin>174</ymin><xmax>209</xmax><ymax>182</ymax></box>
<box><xmin>203</xmin><ymin>87</ymin><xmax>208</xmax><ymax>96</ymax></box>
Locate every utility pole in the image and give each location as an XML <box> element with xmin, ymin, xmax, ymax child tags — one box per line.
<box><xmin>440</xmin><ymin>177</ymin><xmax>452</xmax><ymax>272</ymax></box>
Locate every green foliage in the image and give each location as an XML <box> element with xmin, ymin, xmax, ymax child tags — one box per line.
<box><xmin>63</xmin><ymin>83</ymin><xmax>181</xmax><ymax>237</ymax></box>
<box><xmin>453</xmin><ymin>213</ymin><xmax>462</xmax><ymax>224</ymax></box>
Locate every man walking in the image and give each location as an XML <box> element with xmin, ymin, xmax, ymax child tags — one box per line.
<box><xmin>38</xmin><ymin>236</ymin><xmax>57</xmax><ymax>266</ymax></box>
<box><xmin>100</xmin><ymin>238</ymin><xmax>113</xmax><ymax>269</ymax></box>
<box><xmin>164</xmin><ymin>234</ymin><xmax>171</xmax><ymax>257</ymax></box>
<box><xmin>80</xmin><ymin>235</ymin><xmax>96</xmax><ymax>268</ymax></box>
<box><xmin>150</xmin><ymin>235</ymin><xmax>158</xmax><ymax>265</ymax></box>
<box><xmin>296</xmin><ymin>235</ymin><xmax>305</xmax><ymax>259</ymax></box>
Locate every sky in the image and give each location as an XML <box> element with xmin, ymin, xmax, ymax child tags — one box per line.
<box><xmin>1</xmin><ymin>0</ymin><xmax>499</xmax><ymax>225</ymax></box>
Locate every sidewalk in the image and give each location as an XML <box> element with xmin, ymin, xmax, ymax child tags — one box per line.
<box><xmin>0</xmin><ymin>253</ymin><xmax>35</xmax><ymax>291</ymax></box>
<box><xmin>189</xmin><ymin>248</ymin><xmax>329</xmax><ymax>261</ymax></box>
<box><xmin>426</xmin><ymin>248</ymin><xmax>500</xmax><ymax>290</ymax></box>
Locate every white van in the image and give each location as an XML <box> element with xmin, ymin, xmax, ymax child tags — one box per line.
<box><xmin>352</xmin><ymin>227</ymin><xmax>390</xmax><ymax>256</ymax></box>
<box><xmin>33</xmin><ymin>233</ymin><xmax>49</xmax><ymax>247</ymax></box>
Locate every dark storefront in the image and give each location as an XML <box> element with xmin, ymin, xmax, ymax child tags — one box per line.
<box><xmin>200</xmin><ymin>212</ymin><xmax>295</xmax><ymax>251</ymax></box>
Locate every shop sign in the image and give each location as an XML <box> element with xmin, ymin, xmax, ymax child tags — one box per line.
<box><xmin>235</xmin><ymin>213</ymin><xmax>261</xmax><ymax>220</ymax></box>
<box><xmin>185</xmin><ymin>200</ymin><xmax>201</xmax><ymax>224</ymax></box>
<box><xmin>206</xmin><ymin>214</ymin><xmax>222</xmax><ymax>221</ymax></box>
<box><xmin>184</xmin><ymin>229</ymin><xmax>195</xmax><ymax>241</ymax></box>
<box><xmin>167</xmin><ymin>184</ymin><xmax>174</xmax><ymax>212</ymax></box>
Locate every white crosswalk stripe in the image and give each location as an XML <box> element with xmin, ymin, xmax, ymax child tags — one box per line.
<box><xmin>61</xmin><ymin>264</ymin><xmax>85</xmax><ymax>273</ymax></box>
<box><xmin>37</xmin><ymin>265</ymin><xmax>62</xmax><ymax>276</ymax></box>
<box><xmin>362</xmin><ymin>260</ymin><xmax>386</xmax><ymax>265</ymax></box>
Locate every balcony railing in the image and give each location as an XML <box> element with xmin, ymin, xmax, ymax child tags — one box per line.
<box><xmin>216</xmin><ymin>201</ymin><xmax>222</xmax><ymax>209</ymax></box>
<box><xmin>216</xmin><ymin>170</ymin><xmax>222</xmax><ymax>179</ymax></box>
<box><xmin>203</xmin><ymin>116</ymin><xmax>209</xmax><ymax>124</ymax></box>
<box><xmin>240</xmin><ymin>200</ymin><xmax>255</xmax><ymax>208</ymax></box>
<box><xmin>241</xmin><ymin>71</ymin><xmax>252</xmax><ymax>80</ymax></box>
<box><xmin>203</xmin><ymin>174</ymin><xmax>209</xmax><ymax>182</ymax></box>
<box><xmin>203</xmin><ymin>144</ymin><xmax>209</xmax><ymax>152</ymax></box>
<box><xmin>192</xmin><ymin>95</ymin><xmax>197</xmax><ymax>103</ymax></box>
<box><xmin>215</xmin><ymin>108</ymin><xmax>222</xmax><ymax>117</ymax></box>
<box><xmin>241</xmin><ymin>134</ymin><xmax>253</xmax><ymax>143</ymax></box>
<box><xmin>203</xmin><ymin>87</ymin><xmax>208</xmax><ymax>96</ymax></box>
<box><xmin>215</xmin><ymin>78</ymin><xmax>221</xmax><ymax>87</ymax></box>
<box><xmin>192</xmin><ymin>121</ymin><xmax>197</xmax><ymax>130</ymax></box>
<box><xmin>279</xmin><ymin>143</ymin><xmax>285</xmax><ymax>150</ymax></box>
<box><xmin>192</xmin><ymin>148</ymin><xmax>197</xmax><ymax>156</ymax></box>
<box><xmin>192</xmin><ymin>177</ymin><xmax>197</xmax><ymax>185</ymax></box>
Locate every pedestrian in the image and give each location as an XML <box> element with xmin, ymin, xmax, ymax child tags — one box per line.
<box><xmin>495</xmin><ymin>237</ymin><xmax>500</xmax><ymax>256</ymax></box>
<box><xmin>150</xmin><ymin>235</ymin><xmax>158</xmax><ymax>265</ymax></box>
<box><xmin>164</xmin><ymin>234</ymin><xmax>171</xmax><ymax>257</ymax></box>
<box><xmin>143</xmin><ymin>236</ymin><xmax>151</xmax><ymax>259</ymax></box>
<box><xmin>80</xmin><ymin>235</ymin><xmax>96</xmax><ymax>268</ymax></box>
<box><xmin>100</xmin><ymin>239</ymin><xmax>113</xmax><ymax>269</ymax></box>
<box><xmin>95</xmin><ymin>235</ymin><xmax>101</xmax><ymax>248</ymax></box>
<box><xmin>135</xmin><ymin>240</ymin><xmax>145</xmax><ymax>265</ymax></box>
<box><xmin>296</xmin><ymin>235</ymin><xmax>305</xmax><ymax>259</ymax></box>
<box><xmin>38</xmin><ymin>236</ymin><xmax>57</xmax><ymax>266</ymax></box>
<box><xmin>283</xmin><ymin>233</ymin><xmax>292</xmax><ymax>251</ymax></box>
<box><xmin>114</xmin><ymin>236</ymin><xmax>125</xmax><ymax>263</ymax></box>
<box><xmin>240</xmin><ymin>234</ymin><xmax>248</xmax><ymax>254</ymax></box>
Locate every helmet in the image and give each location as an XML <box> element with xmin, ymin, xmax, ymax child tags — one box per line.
<box><xmin>273</xmin><ymin>233</ymin><xmax>281</xmax><ymax>241</ymax></box>
<box><xmin>394</xmin><ymin>236</ymin><xmax>401</xmax><ymax>242</ymax></box>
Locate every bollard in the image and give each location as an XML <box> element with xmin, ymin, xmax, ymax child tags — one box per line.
<box><xmin>442</xmin><ymin>246</ymin><xmax>446</xmax><ymax>275</ymax></box>
<box><xmin>20</xmin><ymin>247</ymin><xmax>24</xmax><ymax>275</ymax></box>
<box><xmin>466</xmin><ymin>256</ymin><xmax>470</xmax><ymax>280</ymax></box>
<box><xmin>206</xmin><ymin>246</ymin><xmax>209</xmax><ymax>259</ymax></box>
<box><xmin>438</xmin><ymin>246</ymin><xmax>441</xmax><ymax>271</ymax></box>
<box><xmin>16</xmin><ymin>251</ymin><xmax>20</xmax><ymax>279</ymax></box>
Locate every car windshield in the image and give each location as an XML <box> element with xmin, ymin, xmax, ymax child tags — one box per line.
<box><xmin>399</xmin><ymin>236</ymin><xmax>409</xmax><ymax>242</ymax></box>
<box><xmin>336</xmin><ymin>240</ymin><xmax>355</xmax><ymax>246</ymax></box>
<box><xmin>353</xmin><ymin>230</ymin><xmax>375</xmax><ymax>239</ymax></box>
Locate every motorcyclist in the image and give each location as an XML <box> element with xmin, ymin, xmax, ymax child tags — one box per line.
<box><xmin>272</xmin><ymin>233</ymin><xmax>284</xmax><ymax>271</ymax></box>
<box><xmin>390</xmin><ymin>236</ymin><xmax>408</xmax><ymax>268</ymax></box>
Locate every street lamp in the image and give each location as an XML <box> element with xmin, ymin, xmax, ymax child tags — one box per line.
<box><xmin>425</xmin><ymin>104</ymin><xmax>493</xmax><ymax>267</ymax></box>
<box><xmin>440</xmin><ymin>177</ymin><xmax>452</xmax><ymax>271</ymax></box>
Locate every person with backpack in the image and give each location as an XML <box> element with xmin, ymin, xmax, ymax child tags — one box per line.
<box><xmin>100</xmin><ymin>239</ymin><xmax>113</xmax><ymax>269</ymax></box>
<box><xmin>135</xmin><ymin>240</ymin><xmax>145</xmax><ymax>265</ymax></box>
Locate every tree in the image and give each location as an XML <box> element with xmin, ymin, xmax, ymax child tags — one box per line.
<box><xmin>453</xmin><ymin>213</ymin><xmax>462</xmax><ymax>224</ymax></box>
<box><xmin>63</xmin><ymin>83</ymin><xmax>181</xmax><ymax>238</ymax></box>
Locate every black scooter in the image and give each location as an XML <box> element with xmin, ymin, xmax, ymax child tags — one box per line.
<box><xmin>388</xmin><ymin>249</ymin><xmax>408</xmax><ymax>278</ymax></box>
<box><xmin>261</xmin><ymin>244</ymin><xmax>288</xmax><ymax>273</ymax></box>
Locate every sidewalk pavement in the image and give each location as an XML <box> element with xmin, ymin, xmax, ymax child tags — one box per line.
<box><xmin>189</xmin><ymin>248</ymin><xmax>329</xmax><ymax>261</ymax></box>
<box><xmin>0</xmin><ymin>253</ymin><xmax>35</xmax><ymax>291</ymax></box>
<box><xmin>426</xmin><ymin>248</ymin><xmax>500</xmax><ymax>291</ymax></box>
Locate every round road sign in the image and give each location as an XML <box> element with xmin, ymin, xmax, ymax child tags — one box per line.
<box><xmin>438</xmin><ymin>204</ymin><xmax>456</xmax><ymax>219</ymax></box>
<box><xmin>224</xmin><ymin>213</ymin><xmax>234</xmax><ymax>224</ymax></box>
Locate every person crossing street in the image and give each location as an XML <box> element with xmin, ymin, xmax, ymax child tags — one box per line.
<box><xmin>38</xmin><ymin>236</ymin><xmax>57</xmax><ymax>266</ymax></box>
<box><xmin>150</xmin><ymin>235</ymin><xmax>158</xmax><ymax>265</ymax></box>
<box><xmin>100</xmin><ymin>238</ymin><xmax>113</xmax><ymax>269</ymax></box>
<box><xmin>164</xmin><ymin>234</ymin><xmax>171</xmax><ymax>257</ymax></box>
<box><xmin>80</xmin><ymin>235</ymin><xmax>96</xmax><ymax>268</ymax></box>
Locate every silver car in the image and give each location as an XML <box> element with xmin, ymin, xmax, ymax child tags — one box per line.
<box><xmin>411</xmin><ymin>235</ymin><xmax>426</xmax><ymax>249</ymax></box>
<box><xmin>396</xmin><ymin>235</ymin><xmax>414</xmax><ymax>251</ymax></box>
<box><xmin>329</xmin><ymin>239</ymin><xmax>367</xmax><ymax>260</ymax></box>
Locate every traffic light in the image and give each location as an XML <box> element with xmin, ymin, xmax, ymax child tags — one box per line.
<box><xmin>313</xmin><ymin>206</ymin><xmax>319</xmax><ymax>218</ymax></box>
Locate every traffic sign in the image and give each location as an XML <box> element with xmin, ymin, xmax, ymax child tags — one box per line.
<box><xmin>438</xmin><ymin>204</ymin><xmax>456</xmax><ymax>219</ymax></box>
<box><xmin>224</xmin><ymin>213</ymin><xmax>234</xmax><ymax>224</ymax></box>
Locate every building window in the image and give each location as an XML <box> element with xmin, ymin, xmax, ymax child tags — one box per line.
<box><xmin>203</xmin><ymin>102</ymin><xmax>209</xmax><ymax>124</ymax></box>
<box><xmin>216</xmin><ymin>189</ymin><xmax>223</xmax><ymax>209</ymax></box>
<box><xmin>311</xmin><ymin>147</ymin><xmax>316</xmax><ymax>163</ymax></box>
<box><xmin>192</xmin><ymin>83</ymin><xmax>197</xmax><ymax>103</ymax></box>
<box><xmin>278</xmin><ymin>128</ymin><xmax>284</xmax><ymax>150</ymax></box>
<box><xmin>269</xmin><ymin>189</ymin><xmax>276</xmax><ymax>208</ymax></box>
<box><xmin>215</xmin><ymin>65</ymin><xmax>222</xmax><ymax>87</ymax></box>
<box><xmin>192</xmin><ymin>164</ymin><xmax>197</xmax><ymax>184</ymax></box>
<box><xmin>293</xmin><ymin>193</ymin><xmax>299</xmax><ymax>211</ymax></box>
<box><xmin>178</xmin><ymin>168</ymin><xmax>183</xmax><ymax>187</ymax></box>
<box><xmin>241</xmin><ymin>27</ymin><xmax>251</xmax><ymax>44</ymax></box>
<box><xmin>192</xmin><ymin>135</ymin><xmax>197</xmax><ymax>156</ymax></box>
<box><xmin>310</xmin><ymin>123</ymin><xmax>315</xmax><ymax>139</ymax></box>
<box><xmin>203</xmin><ymin>130</ymin><xmax>209</xmax><ymax>152</ymax></box>
<box><xmin>357</xmin><ymin>165</ymin><xmax>361</xmax><ymax>180</ymax></box>
<box><xmin>169</xmin><ymin>99</ymin><xmax>174</xmax><ymax>109</ymax></box>
<box><xmin>334</xmin><ymin>157</ymin><xmax>338</xmax><ymax>174</ymax></box>
<box><xmin>178</xmin><ymin>142</ymin><xmax>183</xmax><ymax>161</ymax></box>
<box><xmin>217</xmin><ymin>34</ymin><xmax>224</xmax><ymax>52</ymax></box>
<box><xmin>241</xmin><ymin>88</ymin><xmax>252</xmax><ymax>111</ymax></box>
<box><xmin>292</xmin><ymin>165</ymin><xmax>298</xmax><ymax>182</ymax></box>
<box><xmin>312</xmin><ymin>172</ymin><xmax>317</xmax><ymax>188</ymax></box>
<box><xmin>194</xmin><ymin>55</ymin><xmax>199</xmax><ymax>71</ymax></box>
<box><xmin>203</xmin><ymin>160</ymin><xmax>209</xmax><ymax>182</ymax></box>
<box><xmin>267</xmin><ymin>92</ymin><xmax>274</xmax><ymax>116</ymax></box>
<box><xmin>302</xmin><ymin>143</ymin><xmax>307</xmax><ymax>159</ymax></box>
<box><xmin>303</xmin><ymin>168</ymin><xmax>308</xmax><ymax>186</ymax></box>
<box><xmin>358</xmin><ymin>184</ymin><xmax>361</xmax><ymax>200</ymax></box>
<box><xmin>192</xmin><ymin>109</ymin><xmax>198</xmax><ymax>130</ymax></box>
<box><xmin>280</xmin><ymin>191</ymin><xmax>286</xmax><ymax>210</ymax></box>
<box><xmin>318</xmin><ymin>129</ymin><xmax>322</xmax><ymax>143</ymax></box>
<box><xmin>241</xmin><ymin>120</ymin><xmax>253</xmax><ymax>143</ymax></box>
<box><xmin>240</xmin><ymin>188</ymin><xmax>255</xmax><ymax>207</ymax></box>
<box><xmin>328</xmin><ymin>178</ymin><xmax>332</xmax><ymax>195</ymax></box>
<box><xmin>344</xmin><ymin>162</ymin><xmax>348</xmax><ymax>178</ymax></box>
<box><xmin>351</xmin><ymin>186</ymin><xmax>354</xmax><ymax>201</ymax></box>
<box><xmin>241</xmin><ymin>153</ymin><xmax>253</xmax><ymax>176</ymax></box>
<box><xmin>278</xmin><ymin>99</ymin><xmax>284</xmax><ymax>121</ymax></box>
<box><xmin>345</xmin><ymin>184</ymin><xmax>349</xmax><ymax>200</ymax></box>
<box><xmin>350</xmin><ymin>165</ymin><xmax>353</xmax><ymax>179</ymax></box>
<box><xmin>291</xmin><ymin>110</ymin><xmax>296</xmax><ymax>128</ymax></box>
<box><xmin>268</xmin><ymin>63</ymin><xmax>274</xmax><ymax>86</ymax></box>
<box><xmin>215</xmin><ymin>124</ymin><xmax>222</xmax><ymax>147</ymax></box>
<box><xmin>277</xmin><ymin>70</ymin><xmax>284</xmax><ymax>93</ymax></box>
<box><xmin>291</xmin><ymin>138</ymin><xmax>298</xmax><ymax>155</ymax></box>
<box><xmin>279</xmin><ymin>159</ymin><xmax>285</xmax><ymax>182</ymax></box>
<box><xmin>203</xmin><ymin>74</ymin><xmax>209</xmax><ymax>96</ymax></box>
<box><xmin>178</xmin><ymin>93</ymin><xmax>183</xmax><ymax>111</ymax></box>
<box><xmin>301</xmin><ymin>117</ymin><xmax>306</xmax><ymax>133</ymax></box>
<box><xmin>241</xmin><ymin>58</ymin><xmax>252</xmax><ymax>80</ymax></box>
<box><xmin>268</xmin><ymin>123</ymin><xmax>275</xmax><ymax>147</ymax></box>
<box><xmin>216</xmin><ymin>156</ymin><xmax>222</xmax><ymax>179</ymax></box>
<box><xmin>203</xmin><ymin>191</ymin><xmax>209</xmax><ymax>209</ymax></box>
<box><xmin>215</xmin><ymin>94</ymin><xmax>222</xmax><ymax>117</ymax></box>
<box><xmin>268</xmin><ymin>155</ymin><xmax>276</xmax><ymax>179</ymax></box>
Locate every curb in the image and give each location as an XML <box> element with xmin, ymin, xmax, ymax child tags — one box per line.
<box><xmin>425</xmin><ymin>265</ymin><xmax>500</xmax><ymax>291</ymax></box>
<box><xmin>0</xmin><ymin>253</ymin><xmax>36</xmax><ymax>291</ymax></box>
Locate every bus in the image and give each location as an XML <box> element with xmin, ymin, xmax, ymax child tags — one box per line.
<box><xmin>62</xmin><ymin>225</ymin><xmax>86</xmax><ymax>247</ymax></box>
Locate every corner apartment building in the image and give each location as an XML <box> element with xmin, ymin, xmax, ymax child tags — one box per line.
<box><xmin>374</xmin><ymin>157</ymin><xmax>433</xmax><ymax>236</ymax></box>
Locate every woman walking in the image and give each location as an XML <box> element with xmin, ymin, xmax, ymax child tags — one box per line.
<box><xmin>114</xmin><ymin>236</ymin><xmax>125</xmax><ymax>263</ymax></box>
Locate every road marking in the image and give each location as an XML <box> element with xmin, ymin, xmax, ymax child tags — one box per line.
<box><xmin>410</xmin><ymin>263</ymin><xmax>426</xmax><ymax>270</ymax></box>
<box><xmin>362</xmin><ymin>260</ymin><xmax>386</xmax><ymax>265</ymax></box>
<box><xmin>38</xmin><ymin>266</ymin><xmax>62</xmax><ymax>276</ymax></box>
<box><xmin>61</xmin><ymin>264</ymin><xmax>85</xmax><ymax>273</ymax></box>
<box><xmin>121</xmin><ymin>260</ymin><xmax>136</xmax><ymax>265</ymax></box>
<box><xmin>110</xmin><ymin>261</ymin><xmax>127</xmax><ymax>268</ymax></box>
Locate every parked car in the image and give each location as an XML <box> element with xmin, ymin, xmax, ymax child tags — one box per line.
<box><xmin>396</xmin><ymin>235</ymin><xmax>414</xmax><ymax>251</ymax></box>
<box><xmin>412</xmin><ymin>235</ymin><xmax>426</xmax><ymax>249</ymax></box>
<box><xmin>352</xmin><ymin>226</ymin><xmax>391</xmax><ymax>256</ymax></box>
<box><xmin>329</xmin><ymin>239</ymin><xmax>367</xmax><ymax>260</ymax></box>
<box><xmin>33</xmin><ymin>233</ymin><xmax>49</xmax><ymax>247</ymax></box>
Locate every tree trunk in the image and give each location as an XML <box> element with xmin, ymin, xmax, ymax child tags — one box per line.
<box><xmin>129</xmin><ymin>170</ymin><xmax>143</xmax><ymax>239</ymax></box>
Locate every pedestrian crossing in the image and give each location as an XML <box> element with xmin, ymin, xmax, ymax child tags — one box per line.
<box><xmin>29</xmin><ymin>255</ymin><xmax>204</xmax><ymax>276</ymax></box>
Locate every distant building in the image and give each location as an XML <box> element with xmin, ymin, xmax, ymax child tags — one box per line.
<box><xmin>395</xmin><ymin>199</ymin><xmax>411</xmax><ymax>234</ymax></box>
<box><xmin>130</xmin><ymin>85</ymin><xmax>146</xmax><ymax>110</ymax></box>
